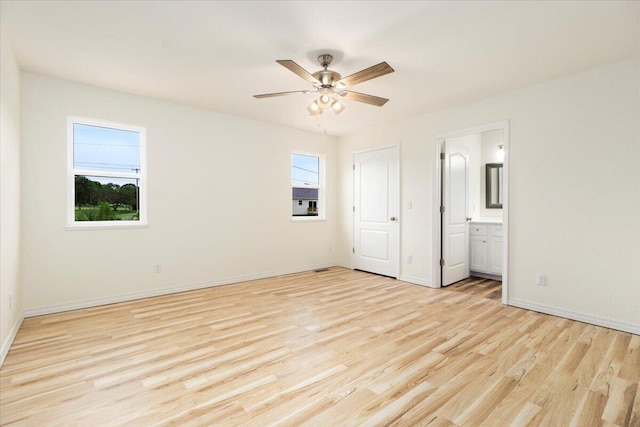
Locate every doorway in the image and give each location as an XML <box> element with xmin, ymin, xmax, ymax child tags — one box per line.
<box><xmin>353</xmin><ymin>145</ymin><xmax>400</xmax><ymax>278</ymax></box>
<box><xmin>433</xmin><ymin>122</ymin><xmax>509</xmax><ymax>304</ymax></box>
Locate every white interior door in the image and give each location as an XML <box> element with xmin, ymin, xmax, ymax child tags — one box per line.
<box><xmin>353</xmin><ymin>146</ymin><xmax>399</xmax><ymax>278</ymax></box>
<box><xmin>442</xmin><ymin>141</ymin><xmax>470</xmax><ymax>286</ymax></box>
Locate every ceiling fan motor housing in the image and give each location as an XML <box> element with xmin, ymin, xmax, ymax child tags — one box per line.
<box><xmin>312</xmin><ymin>54</ymin><xmax>341</xmax><ymax>87</ymax></box>
<box><xmin>318</xmin><ymin>54</ymin><xmax>333</xmax><ymax>68</ymax></box>
<box><xmin>312</xmin><ymin>69</ymin><xmax>342</xmax><ymax>87</ymax></box>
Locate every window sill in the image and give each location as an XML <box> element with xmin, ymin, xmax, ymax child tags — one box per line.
<box><xmin>291</xmin><ymin>216</ymin><xmax>326</xmax><ymax>222</ymax></box>
<box><xmin>66</xmin><ymin>221</ymin><xmax>148</xmax><ymax>231</ymax></box>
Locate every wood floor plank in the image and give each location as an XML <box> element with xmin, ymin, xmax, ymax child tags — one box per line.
<box><xmin>1</xmin><ymin>268</ymin><xmax>638</xmax><ymax>426</ymax></box>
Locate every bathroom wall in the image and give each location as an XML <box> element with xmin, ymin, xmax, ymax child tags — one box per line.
<box><xmin>480</xmin><ymin>129</ymin><xmax>504</xmax><ymax>218</ymax></box>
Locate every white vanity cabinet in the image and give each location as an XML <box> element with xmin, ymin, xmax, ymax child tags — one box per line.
<box><xmin>469</xmin><ymin>221</ymin><xmax>502</xmax><ymax>278</ymax></box>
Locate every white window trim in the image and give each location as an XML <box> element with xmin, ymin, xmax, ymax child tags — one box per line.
<box><xmin>67</xmin><ymin>116</ymin><xmax>148</xmax><ymax>229</ymax></box>
<box><xmin>291</xmin><ymin>151</ymin><xmax>326</xmax><ymax>222</ymax></box>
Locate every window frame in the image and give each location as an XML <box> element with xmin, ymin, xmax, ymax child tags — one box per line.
<box><xmin>291</xmin><ymin>151</ymin><xmax>325</xmax><ymax>221</ymax></box>
<box><xmin>67</xmin><ymin>116</ymin><xmax>147</xmax><ymax>229</ymax></box>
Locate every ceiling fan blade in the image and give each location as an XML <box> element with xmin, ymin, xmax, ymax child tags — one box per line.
<box><xmin>276</xmin><ymin>60</ymin><xmax>321</xmax><ymax>84</ymax></box>
<box><xmin>337</xmin><ymin>62</ymin><xmax>394</xmax><ymax>87</ymax></box>
<box><xmin>253</xmin><ymin>90</ymin><xmax>312</xmax><ymax>99</ymax></box>
<box><xmin>338</xmin><ymin>90</ymin><xmax>389</xmax><ymax>107</ymax></box>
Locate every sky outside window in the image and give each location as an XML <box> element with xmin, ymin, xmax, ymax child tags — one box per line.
<box><xmin>74</xmin><ymin>123</ymin><xmax>140</xmax><ymax>173</ymax></box>
<box><xmin>292</xmin><ymin>154</ymin><xmax>319</xmax><ymax>187</ymax></box>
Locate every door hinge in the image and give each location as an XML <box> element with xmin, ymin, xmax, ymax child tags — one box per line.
<box><xmin>440</xmin><ymin>152</ymin><xmax>445</xmax><ymax>160</ymax></box>
<box><xmin>440</xmin><ymin>205</ymin><xmax>445</xmax><ymax>213</ymax></box>
<box><xmin>353</xmin><ymin>164</ymin><xmax>355</xmax><ymax>170</ymax></box>
<box><xmin>353</xmin><ymin>206</ymin><xmax>355</xmax><ymax>212</ymax></box>
<box><xmin>439</xmin><ymin>259</ymin><xmax>445</xmax><ymax>267</ymax></box>
<box><xmin>353</xmin><ymin>247</ymin><xmax>355</xmax><ymax>253</ymax></box>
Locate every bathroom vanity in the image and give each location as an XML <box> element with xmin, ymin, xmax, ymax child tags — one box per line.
<box><xmin>469</xmin><ymin>220</ymin><xmax>502</xmax><ymax>280</ymax></box>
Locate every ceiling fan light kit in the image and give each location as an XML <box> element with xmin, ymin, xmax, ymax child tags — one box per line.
<box><xmin>254</xmin><ymin>54</ymin><xmax>394</xmax><ymax>116</ymax></box>
<box><xmin>306</xmin><ymin>96</ymin><xmax>345</xmax><ymax>116</ymax></box>
<box><xmin>331</xmin><ymin>99</ymin><xmax>345</xmax><ymax>114</ymax></box>
<box><xmin>307</xmin><ymin>100</ymin><xmax>321</xmax><ymax>115</ymax></box>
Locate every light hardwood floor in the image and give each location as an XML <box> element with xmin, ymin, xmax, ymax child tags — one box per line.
<box><xmin>446</xmin><ymin>276</ymin><xmax>502</xmax><ymax>301</ymax></box>
<box><xmin>1</xmin><ymin>268</ymin><xmax>638</xmax><ymax>426</ymax></box>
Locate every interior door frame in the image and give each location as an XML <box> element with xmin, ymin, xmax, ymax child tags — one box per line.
<box><xmin>432</xmin><ymin>121</ymin><xmax>510</xmax><ymax>305</ymax></box>
<box><xmin>352</xmin><ymin>144</ymin><xmax>400</xmax><ymax>278</ymax></box>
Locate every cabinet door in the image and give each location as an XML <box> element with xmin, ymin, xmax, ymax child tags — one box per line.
<box><xmin>469</xmin><ymin>235</ymin><xmax>488</xmax><ymax>272</ymax></box>
<box><xmin>489</xmin><ymin>236</ymin><xmax>502</xmax><ymax>275</ymax></box>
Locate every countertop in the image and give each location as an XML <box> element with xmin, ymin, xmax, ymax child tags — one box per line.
<box><xmin>469</xmin><ymin>218</ymin><xmax>503</xmax><ymax>224</ymax></box>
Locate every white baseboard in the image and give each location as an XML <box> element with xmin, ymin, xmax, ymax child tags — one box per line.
<box><xmin>24</xmin><ymin>263</ymin><xmax>336</xmax><ymax>318</ymax></box>
<box><xmin>508</xmin><ymin>298</ymin><xmax>639</xmax><ymax>335</ymax></box>
<box><xmin>1</xmin><ymin>311</ymin><xmax>24</xmax><ymax>367</ymax></box>
<box><xmin>399</xmin><ymin>275</ymin><xmax>435</xmax><ymax>288</ymax></box>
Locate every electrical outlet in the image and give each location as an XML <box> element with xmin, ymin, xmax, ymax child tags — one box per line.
<box><xmin>407</xmin><ymin>200</ymin><xmax>413</xmax><ymax>209</ymax></box>
<box><xmin>536</xmin><ymin>274</ymin><xmax>547</xmax><ymax>286</ymax></box>
<box><xmin>407</xmin><ymin>255</ymin><xmax>413</xmax><ymax>264</ymax></box>
<box><xmin>155</xmin><ymin>264</ymin><xmax>161</xmax><ymax>273</ymax></box>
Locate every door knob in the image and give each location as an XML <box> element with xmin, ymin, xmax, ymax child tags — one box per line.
<box><xmin>466</xmin><ymin>217</ymin><xmax>472</xmax><ymax>221</ymax></box>
<box><xmin>390</xmin><ymin>216</ymin><xmax>397</xmax><ymax>221</ymax></box>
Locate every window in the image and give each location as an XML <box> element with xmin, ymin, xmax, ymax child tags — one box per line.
<box><xmin>291</xmin><ymin>153</ymin><xmax>324</xmax><ymax>219</ymax></box>
<box><xmin>68</xmin><ymin>117</ymin><xmax>146</xmax><ymax>227</ymax></box>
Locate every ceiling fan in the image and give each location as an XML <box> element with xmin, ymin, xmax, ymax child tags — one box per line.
<box><xmin>253</xmin><ymin>54</ymin><xmax>394</xmax><ymax>116</ymax></box>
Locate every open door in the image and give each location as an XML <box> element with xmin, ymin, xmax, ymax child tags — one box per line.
<box><xmin>441</xmin><ymin>140</ymin><xmax>470</xmax><ymax>286</ymax></box>
<box><xmin>353</xmin><ymin>146</ymin><xmax>399</xmax><ymax>278</ymax></box>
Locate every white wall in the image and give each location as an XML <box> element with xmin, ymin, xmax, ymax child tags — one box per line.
<box><xmin>21</xmin><ymin>73</ymin><xmax>338</xmax><ymax>314</ymax></box>
<box><xmin>338</xmin><ymin>58</ymin><xmax>640</xmax><ymax>333</ymax></box>
<box><xmin>480</xmin><ymin>129</ymin><xmax>504</xmax><ymax>218</ymax></box>
<box><xmin>0</xmin><ymin>32</ymin><xmax>23</xmax><ymax>364</ymax></box>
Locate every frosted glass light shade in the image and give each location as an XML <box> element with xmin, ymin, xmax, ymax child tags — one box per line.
<box><xmin>331</xmin><ymin>100</ymin><xmax>345</xmax><ymax>115</ymax></box>
<box><xmin>307</xmin><ymin>100</ymin><xmax>322</xmax><ymax>115</ymax></box>
<box><xmin>317</xmin><ymin>94</ymin><xmax>333</xmax><ymax>109</ymax></box>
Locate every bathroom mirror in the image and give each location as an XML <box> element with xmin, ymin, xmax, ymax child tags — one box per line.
<box><xmin>486</xmin><ymin>163</ymin><xmax>503</xmax><ymax>208</ymax></box>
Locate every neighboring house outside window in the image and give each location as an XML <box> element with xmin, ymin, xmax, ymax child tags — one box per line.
<box><xmin>291</xmin><ymin>153</ymin><xmax>324</xmax><ymax>219</ymax></box>
<box><xmin>292</xmin><ymin>187</ymin><xmax>318</xmax><ymax>216</ymax></box>
<box><xmin>68</xmin><ymin>117</ymin><xmax>146</xmax><ymax>228</ymax></box>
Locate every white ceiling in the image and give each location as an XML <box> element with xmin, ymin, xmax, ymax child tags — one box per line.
<box><xmin>2</xmin><ymin>1</ymin><xmax>639</xmax><ymax>136</ymax></box>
